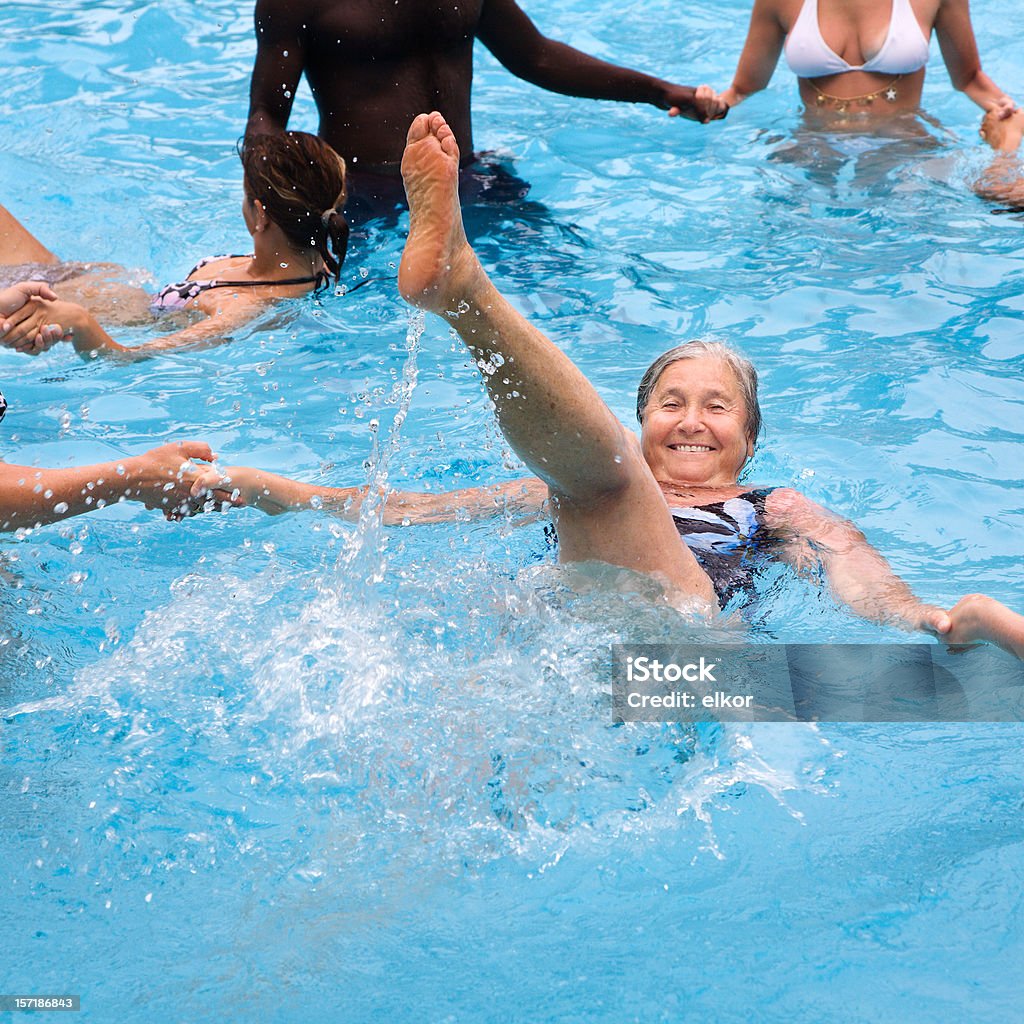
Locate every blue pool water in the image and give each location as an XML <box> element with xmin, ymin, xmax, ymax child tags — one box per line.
<box><xmin>2</xmin><ymin>0</ymin><xmax>1023</xmax><ymax>1019</ymax></box>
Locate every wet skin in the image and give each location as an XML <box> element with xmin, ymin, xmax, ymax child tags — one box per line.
<box><xmin>246</xmin><ymin>0</ymin><xmax>717</xmax><ymax>179</ymax></box>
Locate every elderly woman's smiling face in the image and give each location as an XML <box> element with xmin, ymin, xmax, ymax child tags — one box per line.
<box><xmin>640</xmin><ymin>356</ymin><xmax>754</xmax><ymax>487</ymax></box>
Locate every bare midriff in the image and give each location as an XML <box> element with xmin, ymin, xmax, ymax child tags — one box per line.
<box><xmin>798</xmin><ymin>65</ymin><xmax>926</xmax><ymax>120</ymax></box>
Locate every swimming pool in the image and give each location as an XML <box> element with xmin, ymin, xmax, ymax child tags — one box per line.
<box><xmin>2</xmin><ymin>0</ymin><xmax>1023</xmax><ymax>1019</ymax></box>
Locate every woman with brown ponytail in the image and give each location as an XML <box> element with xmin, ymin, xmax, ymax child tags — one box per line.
<box><xmin>0</xmin><ymin>132</ymin><xmax>348</xmax><ymax>361</ymax></box>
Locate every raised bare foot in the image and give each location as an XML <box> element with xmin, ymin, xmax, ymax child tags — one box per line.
<box><xmin>398</xmin><ymin>112</ymin><xmax>484</xmax><ymax>314</ymax></box>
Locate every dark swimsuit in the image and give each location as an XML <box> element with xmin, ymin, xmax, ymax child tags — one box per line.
<box><xmin>152</xmin><ymin>255</ymin><xmax>329</xmax><ymax>312</ymax></box>
<box><xmin>544</xmin><ymin>486</ymin><xmax>778</xmax><ymax>606</ymax></box>
<box><xmin>666</xmin><ymin>488</ymin><xmax>778</xmax><ymax>606</ymax></box>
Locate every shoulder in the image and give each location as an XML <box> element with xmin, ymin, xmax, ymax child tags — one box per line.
<box><xmin>762</xmin><ymin>487</ymin><xmax>830</xmax><ymax>527</ymax></box>
<box><xmin>751</xmin><ymin>0</ymin><xmax>800</xmax><ymax>30</ymax></box>
<box><xmin>255</xmin><ymin>0</ymin><xmax>313</xmax><ymax>32</ymax></box>
<box><xmin>187</xmin><ymin>255</ymin><xmax>247</xmax><ymax>281</ymax></box>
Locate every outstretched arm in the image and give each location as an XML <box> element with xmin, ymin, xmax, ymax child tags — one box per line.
<box><xmin>717</xmin><ymin>0</ymin><xmax>787</xmax><ymax>108</ymax></box>
<box><xmin>476</xmin><ymin>0</ymin><xmax>723</xmax><ymax>122</ymax></box>
<box><xmin>246</xmin><ymin>0</ymin><xmax>307</xmax><ymax>137</ymax></box>
<box><xmin>935</xmin><ymin>0</ymin><xmax>1015</xmax><ymax>115</ymax></box>
<box><xmin>0</xmin><ymin>296</ymin><xmax>262</xmax><ymax>361</ymax></box>
<box><xmin>0</xmin><ymin>441</ymin><xmax>224</xmax><ymax>532</ymax></box>
<box><xmin>766</xmin><ymin>488</ymin><xmax>954</xmax><ymax>635</ymax></box>
<box><xmin>768</xmin><ymin>490</ymin><xmax>1024</xmax><ymax>659</ymax></box>
<box><xmin>1</xmin><ymin>281</ymin><xmax>57</xmax><ymax>318</ymax></box>
<box><xmin>190</xmin><ymin>465</ymin><xmax>549</xmax><ymax>524</ymax></box>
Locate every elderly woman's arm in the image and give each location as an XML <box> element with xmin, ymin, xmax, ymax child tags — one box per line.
<box><xmin>718</xmin><ymin>0</ymin><xmax>788</xmax><ymax>108</ymax></box>
<box><xmin>765</xmin><ymin>488</ymin><xmax>1024</xmax><ymax>658</ymax></box>
<box><xmin>765</xmin><ymin>488</ymin><xmax>953</xmax><ymax>634</ymax></box>
<box><xmin>188</xmin><ymin>464</ymin><xmax>549</xmax><ymax>524</ymax></box>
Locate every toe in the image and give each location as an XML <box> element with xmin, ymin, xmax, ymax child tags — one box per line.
<box><xmin>407</xmin><ymin>113</ymin><xmax>430</xmax><ymax>143</ymax></box>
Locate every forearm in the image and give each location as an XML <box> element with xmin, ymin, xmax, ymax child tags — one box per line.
<box><xmin>221</xmin><ymin>466</ymin><xmax>545</xmax><ymax>524</ymax></box>
<box><xmin>720</xmin><ymin>85</ymin><xmax>752</xmax><ymax>107</ymax></box>
<box><xmin>959</xmin><ymin>69</ymin><xmax>1012</xmax><ymax>111</ymax></box>
<box><xmin>774</xmin><ymin>491</ymin><xmax>940</xmax><ymax>631</ymax></box>
<box><xmin>228</xmin><ymin>470</ymin><xmax>364</xmax><ymax>517</ymax></box>
<box><xmin>247</xmin><ymin>1</ymin><xmax>303</xmax><ymax>137</ymax></box>
<box><xmin>503</xmin><ymin>40</ymin><xmax>674</xmax><ymax>106</ymax></box>
<box><xmin>246</xmin><ymin>103</ymin><xmax>289</xmax><ymax>137</ymax></box>
<box><xmin>717</xmin><ymin>2</ymin><xmax>784</xmax><ymax>109</ymax></box>
<box><xmin>73</xmin><ymin>304</ymin><xmax>252</xmax><ymax>362</ymax></box>
<box><xmin>61</xmin><ymin>305</ymin><xmax>127</xmax><ymax>358</ymax></box>
<box><xmin>821</xmin><ymin>548</ymin><xmax>935</xmax><ymax>630</ymax></box>
<box><xmin>1</xmin><ymin>458</ymin><xmax>149</xmax><ymax>531</ymax></box>
<box><xmin>721</xmin><ymin>61</ymin><xmax>775</xmax><ymax>107</ymax></box>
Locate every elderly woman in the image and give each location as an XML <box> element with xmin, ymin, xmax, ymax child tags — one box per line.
<box><xmin>0</xmin><ymin>131</ymin><xmax>348</xmax><ymax>361</ymax></box>
<box><xmin>190</xmin><ymin>112</ymin><xmax>1024</xmax><ymax>660</ymax></box>
<box><xmin>707</xmin><ymin>0</ymin><xmax>1014</xmax><ymax>122</ymax></box>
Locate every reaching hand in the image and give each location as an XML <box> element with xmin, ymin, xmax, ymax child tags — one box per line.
<box><xmin>0</xmin><ymin>280</ymin><xmax>58</xmax><ymax>319</ymax></box>
<box><xmin>941</xmin><ymin>594</ymin><xmax>1024</xmax><ymax>660</ymax></box>
<box><xmin>911</xmin><ymin>603</ymin><xmax>954</xmax><ymax>640</ymax></box>
<box><xmin>0</xmin><ymin>295</ymin><xmax>74</xmax><ymax>355</ymax></box>
<box><xmin>123</xmin><ymin>442</ymin><xmax>242</xmax><ymax>520</ymax></box>
<box><xmin>979</xmin><ymin>106</ymin><xmax>1024</xmax><ymax>152</ymax></box>
<box><xmin>987</xmin><ymin>95</ymin><xmax>1018</xmax><ymax>121</ymax></box>
<box><xmin>187</xmin><ymin>463</ymin><xmax>256</xmax><ymax>513</ymax></box>
<box><xmin>666</xmin><ymin>84</ymin><xmax>729</xmax><ymax>123</ymax></box>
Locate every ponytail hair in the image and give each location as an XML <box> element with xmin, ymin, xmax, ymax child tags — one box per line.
<box><xmin>238</xmin><ymin>131</ymin><xmax>349</xmax><ymax>285</ymax></box>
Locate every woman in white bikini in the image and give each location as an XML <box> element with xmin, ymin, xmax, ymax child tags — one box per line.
<box><xmin>710</xmin><ymin>0</ymin><xmax>1014</xmax><ymax>122</ymax></box>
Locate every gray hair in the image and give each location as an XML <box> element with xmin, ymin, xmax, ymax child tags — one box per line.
<box><xmin>635</xmin><ymin>340</ymin><xmax>762</xmax><ymax>444</ymax></box>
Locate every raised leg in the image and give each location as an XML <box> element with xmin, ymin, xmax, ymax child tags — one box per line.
<box><xmin>398</xmin><ymin>112</ymin><xmax>716</xmax><ymax>606</ymax></box>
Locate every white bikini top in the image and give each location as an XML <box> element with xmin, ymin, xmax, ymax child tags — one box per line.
<box><xmin>784</xmin><ymin>0</ymin><xmax>931</xmax><ymax>77</ymax></box>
